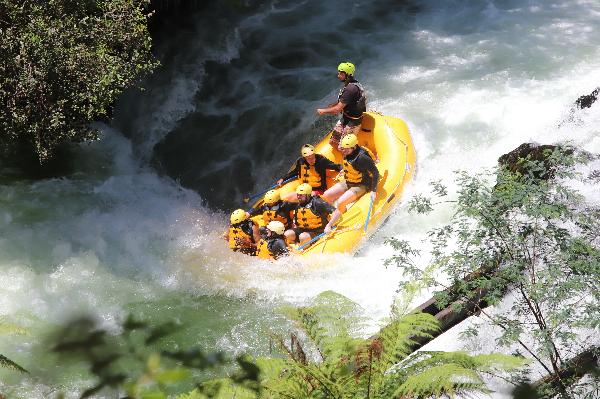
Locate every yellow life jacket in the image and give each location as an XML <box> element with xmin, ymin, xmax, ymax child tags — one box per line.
<box><xmin>343</xmin><ymin>146</ymin><xmax>375</xmax><ymax>185</ymax></box>
<box><xmin>228</xmin><ymin>223</ymin><xmax>253</xmax><ymax>249</ymax></box>
<box><xmin>294</xmin><ymin>202</ymin><xmax>326</xmax><ymax>230</ymax></box>
<box><xmin>256</xmin><ymin>239</ymin><xmax>272</xmax><ymax>259</ymax></box>
<box><xmin>299</xmin><ymin>162</ymin><xmax>321</xmax><ymax>188</ymax></box>
<box><xmin>262</xmin><ymin>207</ymin><xmax>289</xmax><ymax>226</ymax></box>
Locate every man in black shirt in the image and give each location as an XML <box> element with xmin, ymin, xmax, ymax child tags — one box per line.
<box><xmin>324</xmin><ymin>134</ymin><xmax>378</xmax><ymax>234</ymax></box>
<box><xmin>255</xmin><ymin>221</ymin><xmax>289</xmax><ymax>260</ymax></box>
<box><xmin>316</xmin><ymin>62</ymin><xmax>367</xmax><ymax>149</ymax></box>
<box><xmin>277</xmin><ymin>144</ymin><xmax>341</xmax><ymax>201</ymax></box>
<box><xmin>284</xmin><ymin>183</ymin><xmax>335</xmax><ymax>245</ymax></box>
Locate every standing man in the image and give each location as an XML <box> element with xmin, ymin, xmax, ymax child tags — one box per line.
<box><xmin>277</xmin><ymin>144</ymin><xmax>342</xmax><ymax>201</ymax></box>
<box><xmin>323</xmin><ymin>134</ymin><xmax>378</xmax><ymax>234</ymax></box>
<box><xmin>316</xmin><ymin>62</ymin><xmax>367</xmax><ymax>149</ymax></box>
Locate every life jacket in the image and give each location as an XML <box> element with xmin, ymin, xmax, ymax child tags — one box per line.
<box><xmin>228</xmin><ymin>220</ymin><xmax>254</xmax><ymax>249</ymax></box>
<box><xmin>338</xmin><ymin>81</ymin><xmax>367</xmax><ymax>119</ymax></box>
<box><xmin>262</xmin><ymin>201</ymin><xmax>290</xmax><ymax>226</ymax></box>
<box><xmin>257</xmin><ymin>237</ymin><xmax>287</xmax><ymax>259</ymax></box>
<box><xmin>294</xmin><ymin>199</ymin><xmax>327</xmax><ymax>230</ymax></box>
<box><xmin>343</xmin><ymin>146</ymin><xmax>376</xmax><ymax>186</ymax></box>
<box><xmin>256</xmin><ymin>239</ymin><xmax>272</xmax><ymax>259</ymax></box>
<box><xmin>299</xmin><ymin>161</ymin><xmax>321</xmax><ymax>189</ymax></box>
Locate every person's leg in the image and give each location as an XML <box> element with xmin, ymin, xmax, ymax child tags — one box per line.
<box><xmin>322</xmin><ymin>181</ymin><xmax>346</xmax><ymax>204</ymax></box>
<box><xmin>335</xmin><ymin>189</ymin><xmax>360</xmax><ymax>214</ymax></box>
<box><xmin>329</xmin><ymin>120</ymin><xmax>344</xmax><ymax>149</ymax></box>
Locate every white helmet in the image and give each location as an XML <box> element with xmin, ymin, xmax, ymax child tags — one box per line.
<box><xmin>266</xmin><ymin>221</ymin><xmax>285</xmax><ymax>236</ymax></box>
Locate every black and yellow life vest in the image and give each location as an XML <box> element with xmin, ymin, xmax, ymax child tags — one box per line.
<box><xmin>343</xmin><ymin>146</ymin><xmax>376</xmax><ymax>186</ymax></box>
<box><xmin>299</xmin><ymin>162</ymin><xmax>321</xmax><ymax>189</ymax></box>
<box><xmin>228</xmin><ymin>221</ymin><xmax>253</xmax><ymax>249</ymax></box>
<box><xmin>262</xmin><ymin>204</ymin><xmax>289</xmax><ymax>226</ymax></box>
<box><xmin>256</xmin><ymin>239</ymin><xmax>271</xmax><ymax>259</ymax></box>
<box><xmin>294</xmin><ymin>201</ymin><xmax>326</xmax><ymax>230</ymax></box>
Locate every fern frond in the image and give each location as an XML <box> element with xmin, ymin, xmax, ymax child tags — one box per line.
<box><xmin>285</xmin><ymin>291</ymin><xmax>367</xmax><ymax>362</ymax></box>
<box><xmin>0</xmin><ymin>354</ymin><xmax>28</xmax><ymax>373</ymax></box>
<box><xmin>176</xmin><ymin>389</ymin><xmax>203</xmax><ymax>399</ymax></box>
<box><xmin>377</xmin><ymin>312</ymin><xmax>440</xmax><ymax>370</ymax></box>
<box><xmin>471</xmin><ymin>353</ymin><xmax>530</xmax><ymax>372</ymax></box>
<box><xmin>394</xmin><ymin>363</ymin><xmax>489</xmax><ymax>398</ymax></box>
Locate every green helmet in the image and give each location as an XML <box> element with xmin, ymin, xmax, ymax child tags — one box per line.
<box><xmin>337</xmin><ymin>62</ymin><xmax>355</xmax><ymax>76</ymax></box>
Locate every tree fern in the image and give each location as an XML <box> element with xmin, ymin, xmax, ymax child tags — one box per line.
<box><xmin>281</xmin><ymin>291</ymin><xmax>366</xmax><ymax>362</ymax></box>
<box><xmin>264</xmin><ymin>292</ymin><xmax>525</xmax><ymax>399</ymax></box>
<box><xmin>394</xmin><ymin>364</ymin><xmax>488</xmax><ymax>398</ymax></box>
<box><xmin>0</xmin><ymin>354</ymin><xmax>28</xmax><ymax>373</ymax></box>
<box><xmin>0</xmin><ymin>319</ymin><xmax>28</xmax><ymax>373</ymax></box>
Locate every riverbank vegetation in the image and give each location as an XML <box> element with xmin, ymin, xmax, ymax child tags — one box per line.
<box><xmin>0</xmin><ymin>0</ymin><xmax>157</xmax><ymax>164</ymax></box>
<box><xmin>387</xmin><ymin>148</ymin><xmax>600</xmax><ymax>398</ymax></box>
<box><xmin>49</xmin><ymin>292</ymin><xmax>526</xmax><ymax>399</ymax></box>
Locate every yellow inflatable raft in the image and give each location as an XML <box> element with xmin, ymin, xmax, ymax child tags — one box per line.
<box><xmin>253</xmin><ymin>112</ymin><xmax>416</xmax><ymax>255</ymax></box>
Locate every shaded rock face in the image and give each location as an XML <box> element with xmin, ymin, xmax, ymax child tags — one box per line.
<box><xmin>124</xmin><ymin>0</ymin><xmax>421</xmax><ymax>210</ymax></box>
<box><xmin>575</xmin><ymin>87</ymin><xmax>599</xmax><ymax>109</ymax></box>
<box><xmin>497</xmin><ymin>142</ymin><xmax>564</xmax><ymax>180</ymax></box>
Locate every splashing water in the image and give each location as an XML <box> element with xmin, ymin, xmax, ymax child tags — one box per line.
<box><xmin>1</xmin><ymin>0</ymin><xmax>600</xmax><ymax>397</ymax></box>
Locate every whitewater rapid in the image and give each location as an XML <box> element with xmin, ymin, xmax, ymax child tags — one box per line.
<box><xmin>1</xmin><ymin>0</ymin><xmax>600</xmax><ymax>397</ymax></box>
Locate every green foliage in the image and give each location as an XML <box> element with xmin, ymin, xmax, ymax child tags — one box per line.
<box><xmin>390</xmin><ymin>148</ymin><xmax>600</xmax><ymax>397</ymax></box>
<box><xmin>0</xmin><ymin>318</ymin><xmax>28</xmax><ymax>373</ymax></box>
<box><xmin>51</xmin><ymin>315</ymin><xmax>258</xmax><ymax>399</ymax></box>
<box><xmin>262</xmin><ymin>291</ymin><xmax>525</xmax><ymax>399</ymax></box>
<box><xmin>0</xmin><ymin>0</ymin><xmax>158</xmax><ymax>162</ymax></box>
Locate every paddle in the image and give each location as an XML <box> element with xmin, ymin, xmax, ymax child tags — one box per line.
<box><xmin>363</xmin><ymin>193</ymin><xmax>375</xmax><ymax>233</ymax></box>
<box><xmin>298</xmin><ymin>226</ymin><xmax>337</xmax><ymax>251</ymax></box>
<box><xmin>243</xmin><ymin>176</ymin><xmax>297</xmax><ymax>205</ymax></box>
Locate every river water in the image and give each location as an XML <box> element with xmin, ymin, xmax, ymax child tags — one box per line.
<box><xmin>1</xmin><ymin>0</ymin><xmax>600</xmax><ymax>397</ymax></box>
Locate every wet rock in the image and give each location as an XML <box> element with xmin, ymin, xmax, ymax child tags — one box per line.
<box><xmin>575</xmin><ymin>87</ymin><xmax>599</xmax><ymax>109</ymax></box>
<box><xmin>497</xmin><ymin>142</ymin><xmax>566</xmax><ymax>180</ymax></box>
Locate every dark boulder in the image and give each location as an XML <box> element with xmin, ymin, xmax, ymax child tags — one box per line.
<box><xmin>497</xmin><ymin>142</ymin><xmax>571</xmax><ymax>180</ymax></box>
<box><xmin>575</xmin><ymin>87</ymin><xmax>599</xmax><ymax>109</ymax></box>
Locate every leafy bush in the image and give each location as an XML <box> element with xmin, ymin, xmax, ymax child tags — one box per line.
<box><xmin>388</xmin><ymin>148</ymin><xmax>600</xmax><ymax>398</ymax></box>
<box><xmin>0</xmin><ymin>0</ymin><xmax>158</xmax><ymax>162</ymax></box>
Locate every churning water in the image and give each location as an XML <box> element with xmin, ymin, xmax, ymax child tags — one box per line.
<box><xmin>1</xmin><ymin>0</ymin><xmax>600</xmax><ymax>397</ymax></box>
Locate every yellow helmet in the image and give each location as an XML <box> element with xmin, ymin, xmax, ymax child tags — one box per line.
<box><xmin>263</xmin><ymin>189</ymin><xmax>280</xmax><ymax>205</ymax></box>
<box><xmin>296</xmin><ymin>183</ymin><xmax>313</xmax><ymax>195</ymax></box>
<box><xmin>337</xmin><ymin>62</ymin><xmax>355</xmax><ymax>76</ymax></box>
<box><xmin>340</xmin><ymin>134</ymin><xmax>358</xmax><ymax>149</ymax></box>
<box><xmin>230</xmin><ymin>209</ymin><xmax>247</xmax><ymax>224</ymax></box>
<box><xmin>301</xmin><ymin>144</ymin><xmax>315</xmax><ymax>157</ymax></box>
<box><xmin>266</xmin><ymin>220</ymin><xmax>285</xmax><ymax>235</ymax></box>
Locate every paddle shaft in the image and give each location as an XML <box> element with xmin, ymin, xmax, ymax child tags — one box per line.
<box><xmin>298</xmin><ymin>226</ymin><xmax>336</xmax><ymax>251</ymax></box>
<box><xmin>363</xmin><ymin>194</ymin><xmax>375</xmax><ymax>232</ymax></box>
<box><xmin>244</xmin><ymin>176</ymin><xmax>297</xmax><ymax>204</ymax></box>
